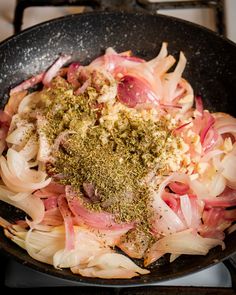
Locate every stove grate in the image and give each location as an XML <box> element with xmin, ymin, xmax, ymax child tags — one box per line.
<box><xmin>13</xmin><ymin>0</ymin><xmax>226</xmax><ymax>35</ymax></box>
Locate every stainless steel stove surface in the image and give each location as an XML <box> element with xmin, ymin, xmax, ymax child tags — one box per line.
<box><xmin>0</xmin><ymin>0</ymin><xmax>236</xmax><ymax>42</ymax></box>
<box><xmin>4</xmin><ymin>259</ymin><xmax>232</xmax><ymax>288</ymax></box>
<box><xmin>0</xmin><ymin>1</ymin><xmax>236</xmax><ymax>293</ymax></box>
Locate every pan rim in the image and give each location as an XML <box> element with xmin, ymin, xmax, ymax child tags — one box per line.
<box><xmin>0</xmin><ymin>10</ymin><xmax>236</xmax><ymax>287</ymax></box>
<box><xmin>1</xmin><ymin>237</ymin><xmax>235</xmax><ymax>287</ymax></box>
<box><xmin>0</xmin><ymin>11</ymin><xmax>236</xmax><ymax>49</ymax></box>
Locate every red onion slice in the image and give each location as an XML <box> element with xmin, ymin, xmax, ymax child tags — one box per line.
<box><xmin>10</xmin><ymin>72</ymin><xmax>45</xmax><ymax>95</ymax></box>
<box><xmin>117</xmin><ymin>75</ymin><xmax>158</xmax><ymax>108</ymax></box>
<box><xmin>195</xmin><ymin>95</ymin><xmax>203</xmax><ymax>115</ymax></box>
<box><xmin>58</xmin><ymin>195</ymin><xmax>75</xmax><ymax>250</ymax></box>
<box><xmin>169</xmin><ymin>181</ymin><xmax>190</xmax><ymax>194</ymax></box>
<box><xmin>67</xmin><ymin>62</ymin><xmax>80</xmax><ymax>88</ymax></box>
<box><xmin>43</xmin><ymin>54</ymin><xmax>71</xmax><ymax>87</ymax></box>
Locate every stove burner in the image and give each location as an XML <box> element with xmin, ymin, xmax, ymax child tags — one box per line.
<box><xmin>13</xmin><ymin>0</ymin><xmax>226</xmax><ymax>36</ymax></box>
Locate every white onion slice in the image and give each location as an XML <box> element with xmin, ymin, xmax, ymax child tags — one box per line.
<box><xmin>207</xmin><ymin>173</ymin><xmax>226</xmax><ymax>198</ymax></box>
<box><xmin>25</xmin><ymin>227</ymin><xmax>64</xmax><ymax>264</ymax></box>
<box><xmin>153</xmin><ymin>229</ymin><xmax>225</xmax><ymax>255</ymax></box>
<box><xmin>87</xmin><ymin>252</ymin><xmax>149</xmax><ymax>275</ymax></box>
<box><xmin>227</xmin><ymin>224</ymin><xmax>236</xmax><ymax>234</ymax></box>
<box><xmin>6</xmin><ymin>124</ymin><xmax>34</xmax><ymax>145</ymax></box>
<box><xmin>170</xmin><ymin>254</ymin><xmax>180</xmax><ymax>263</ymax></box>
<box><xmin>153</xmin><ymin>191</ymin><xmax>185</xmax><ymax>234</ymax></box>
<box><xmin>200</xmin><ymin>149</ymin><xmax>224</xmax><ymax>163</ymax></box>
<box><xmin>0</xmin><ymin>216</ymin><xmax>11</xmax><ymax>228</ymax></box>
<box><xmin>19</xmin><ymin>135</ymin><xmax>39</xmax><ymax>161</ymax></box>
<box><xmin>0</xmin><ymin>149</ymin><xmax>51</xmax><ymax>192</ymax></box>
<box><xmin>162</xmin><ymin>52</ymin><xmax>187</xmax><ymax>102</ymax></box>
<box><xmin>53</xmin><ymin>248</ymin><xmax>93</xmax><ymax>269</ymax></box>
<box><xmin>71</xmin><ymin>265</ymin><xmax>140</xmax><ymax>279</ymax></box>
<box><xmin>53</xmin><ymin>224</ymin><xmax>137</xmax><ymax>269</ymax></box>
<box><xmin>0</xmin><ymin>185</ymin><xmax>44</xmax><ymax>224</ymax></box>
<box><xmin>36</xmin><ymin>116</ymin><xmax>52</xmax><ymax>162</ymax></box>
<box><xmin>221</xmin><ymin>154</ymin><xmax>236</xmax><ymax>182</ymax></box>
<box><xmin>18</xmin><ymin>91</ymin><xmax>41</xmax><ymax>114</ymax></box>
<box><xmin>152</xmin><ymin>173</ymin><xmax>206</xmax><ymax>234</ymax></box>
<box><xmin>180</xmin><ymin>194</ymin><xmax>192</xmax><ymax>227</ymax></box>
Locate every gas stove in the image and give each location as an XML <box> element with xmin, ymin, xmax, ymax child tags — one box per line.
<box><xmin>0</xmin><ymin>1</ymin><xmax>236</xmax><ymax>293</ymax></box>
<box><xmin>12</xmin><ymin>0</ymin><xmax>226</xmax><ymax>35</ymax></box>
<box><xmin>1</xmin><ymin>0</ymin><xmax>236</xmax><ymax>43</ymax></box>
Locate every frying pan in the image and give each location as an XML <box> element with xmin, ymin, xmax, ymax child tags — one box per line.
<box><xmin>0</xmin><ymin>11</ymin><xmax>236</xmax><ymax>287</ymax></box>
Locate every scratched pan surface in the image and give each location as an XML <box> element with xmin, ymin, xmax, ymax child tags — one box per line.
<box><xmin>0</xmin><ymin>12</ymin><xmax>235</xmax><ymax>287</ymax></box>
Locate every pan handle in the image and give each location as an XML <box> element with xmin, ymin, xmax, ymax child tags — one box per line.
<box><xmin>223</xmin><ymin>254</ymin><xmax>236</xmax><ymax>291</ymax></box>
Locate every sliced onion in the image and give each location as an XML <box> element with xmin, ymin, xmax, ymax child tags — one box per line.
<box><xmin>207</xmin><ymin>173</ymin><xmax>226</xmax><ymax>198</ymax></box>
<box><xmin>214</xmin><ymin>113</ymin><xmax>236</xmax><ymax>140</ymax></box>
<box><xmin>71</xmin><ymin>264</ymin><xmax>139</xmax><ymax>279</ymax></box>
<box><xmin>18</xmin><ymin>91</ymin><xmax>41</xmax><ymax>114</ymax></box>
<box><xmin>40</xmin><ymin>208</ymin><xmax>63</xmax><ymax>226</ymax></box>
<box><xmin>195</xmin><ymin>95</ymin><xmax>203</xmax><ymax>115</ymax></box>
<box><xmin>4</xmin><ymin>90</ymin><xmax>27</xmax><ymax>117</ymax></box>
<box><xmin>153</xmin><ymin>55</ymin><xmax>176</xmax><ymax>77</ymax></box>
<box><xmin>43</xmin><ymin>196</ymin><xmax>58</xmax><ymax>211</ymax></box>
<box><xmin>7</xmin><ymin>192</ymin><xmax>29</xmax><ymax>202</ymax></box>
<box><xmin>0</xmin><ymin>110</ymin><xmax>11</xmax><ymax>154</ymax></box>
<box><xmin>143</xmin><ymin>245</ymin><xmax>165</xmax><ymax>266</ymax></box>
<box><xmin>0</xmin><ymin>149</ymin><xmax>51</xmax><ymax>192</ymax></box>
<box><xmin>117</xmin><ymin>75</ymin><xmax>159</xmax><ymax>108</ymax></box>
<box><xmin>66</xmin><ymin>186</ymin><xmax>134</xmax><ymax>231</ymax></box>
<box><xmin>0</xmin><ymin>185</ymin><xmax>44</xmax><ymax>224</ymax></box>
<box><xmin>25</xmin><ymin>227</ymin><xmax>64</xmax><ymax>264</ymax></box>
<box><xmin>147</xmin><ymin>42</ymin><xmax>168</xmax><ymax>68</ymax></box>
<box><xmin>68</xmin><ymin>196</ymin><xmax>134</xmax><ymax>231</ymax></box>
<box><xmin>162</xmin><ymin>52</ymin><xmax>187</xmax><ymax>102</ymax></box>
<box><xmin>35</xmin><ymin>182</ymin><xmax>65</xmax><ymax>198</ymax></box>
<box><xmin>152</xmin><ymin>190</ymin><xmax>186</xmax><ymax>235</ymax></box>
<box><xmin>58</xmin><ymin>195</ymin><xmax>75</xmax><ymax>250</ymax></box>
<box><xmin>200</xmin><ymin>149</ymin><xmax>224</xmax><ymax>163</ymax></box>
<box><xmin>153</xmin><ymin>229</ymin><xmax>225</xmax><ymax>255</ymax></box>
<box><xmin>226</xmin><ymin>179</ymin><xmax>236</xmax><ymax>190</ymax></box>
<box><xmin>221</xmin><ymin>154</ymin><xmax>236</xmax><ymax>182</ymax></box>
<box><xmin>217</xmin><ymin>124</ymin><xmax>236</xmax><ymax>137</ymax></box>
<box><xmin>36</xmin><ymin>115</ymin><xmax>52</xmax><ymax>162</ymax></box>
<box><xmin>0</xmin><ymin>109</ymin><xmax>11</xmax><ymax>124</ymax></box>
<box><xmin>67</xmin><ymin>62</ymin><xmax>80</xmax><ymax>88</ymax></box>
<box><xmin>10</xmin><ymin>73</ymin><xmax>44</xmax><ymax>95</ymax></box>
<box><xmin>52</xmin><ymin>130</ymin><xmax>76</xmax><ymax>153</ymax></box>
<box><xmin>169</xmin><ymin>181</ymin><xmax>189</xmax><ymax>194</ymax></box>
<box><xmin>180</xmin><ymin>194</ymin><xmax>192</xmax><ymax>227</ymax></box>
<box><xmin>87</xmin><ymin>252</ymin><xmax>149</xmax><ymax>275</ymax></box>
<box><xmin>173</xmin><ymin>122</ymin><xmax>191</xmax><ymax>134</ymax></box>
<box><xmin>53</xmin><ymin>225</ymin><xmax>128</xmax><ymax>269</ymax></box>
<box><xmin>227</xmin><ymin>224</ymin><xmax>236</xmax><ymax>234</ymax></box>
<box><xmin>0</xmin><ymin>216</ymin><xmax>11</xmax><ymax>228</ymax></box>
<box><xmin>204</xmin><ymin>193</ymin><xmax>236</xmax><ymax>208</ymax></box>
<box><xmin>200</xmin><ymin>112</ymin><xmax>215</xmax><ymax>142</ymax></box>
<box><xmin>202</xmin><ymin>128</ymin><xmax>218</xmax><ymax>152</ymax></box>
<box><xmin>43</xmin><ymin>54</ymin><xmax>71</xmax><ymax>87</ymax></box>
<box><xmin>152</xmin><ymin>174</ymin><xmax>190</xmax><ymax>234</ymax></box>
<box><xmin>53</xmin><ymin>248</ymin><xmax>101</xmax><ymax>269</ymax></box>
<box><xmin>7</xmin><ymin>149</ymin><xmax>46</xmax><ymax>182</ymax></box>
<box><xmin>6</xmin><ymin>124</ymin><xmax>34</xmax><ymax>145</ymax></box>
<box><xmin>19</xmin><ymin>135</ymin><xmax>39</xmax><ymax>161</ymax></box>
<box><xmin>199</xmin><ymin>207</ymin><xmax>232</xmax><ymax>239</ymax></box>
<box><xmin>170</xmin><ymin>254</ymin><xmax>180</xmax><ymax>263</ymax></box>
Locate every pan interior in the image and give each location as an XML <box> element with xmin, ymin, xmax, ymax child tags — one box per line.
<box><xmin>0</xmin><ymin>11</ymin><xmax>236</xmax><ymax>286</ymax></box>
